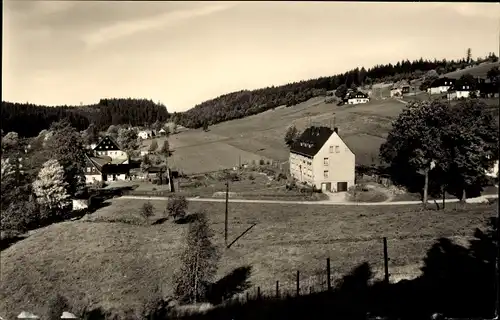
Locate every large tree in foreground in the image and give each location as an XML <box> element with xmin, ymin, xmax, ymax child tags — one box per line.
<box><xmin>174</xmin><ymin>211</ymin><xmax>219</xmax><ymax>304</ymax></box>
<box><xmin>380</xmin><ymin>100</ymin><xmax>453</xmax><ymax>205</ymax></box>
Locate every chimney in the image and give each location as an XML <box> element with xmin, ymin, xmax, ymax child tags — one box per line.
<box><xmin>334</xmin><ymin>127</ymin><xmax>338</xmax><ymax>134</ymax></box>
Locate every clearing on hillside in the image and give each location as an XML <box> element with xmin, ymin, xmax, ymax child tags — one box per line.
<box><xmin>144</xmin><ymin>97</ymin><xmax>406</xmax><ymax>174</ymax></box>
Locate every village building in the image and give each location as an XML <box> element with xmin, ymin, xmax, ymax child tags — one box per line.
<box><xmin>427</xmin><ymin>77</ymin><xmax>455</xmax><ymax>95</ymax></box>
<box><xmin>289</xmin><ymin>126</ymin><xmax>355</xmax><ymax>192</ymax></box>
<box><xmin>345</xmin><ymin>91</ymin><xmax>370</xmax><ymax>105</ymax></box>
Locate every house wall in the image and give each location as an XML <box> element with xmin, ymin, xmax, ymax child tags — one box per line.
<box><xmin>105</xmin><ymin>174</ymin><xmax>128</xmax><ymax>182</ymax></box>
<box><xmin>138</xmin><ymin>132</ymin><xmax>150</xmax><ymax>140</ymax></box>
<box><xmin>390</xmin><ymin>89</ymin><xmax>402</xmax><ymax>97</ymax></box>
<box><xmin>486</xmin><ymin>160</ymin><xmax>499</xmax><ymax>178</ymax></box>
<box><xmin>347</xmin><ymin>98</ymin><xmax>369</xmax><ymax>105</ymax></box>
<box><xmin>312</xmin><ymin>132</ymin><xmax>355</xmax><ymax>192</ymax></box>
<box><xmin>289</xmin><ymin>153</ymin><xmax>314</xmax><ymax>185</ymax></box>
<box><xmin>85</xmin><ymin>174</ymin><xmax>102</xmax><ymax>184</ymax></box>
<box><xmin>428</xmin><ymin>86</ymin><xmax>450</xmax><ymax>95</ymax></box>
<box><xmin>447</xmin><ymin>91</ymin><xmax>471</xmax><ymax>100</ymax></box>
<box><xmin>95</xmin><ymin>150</ymin><xmax>128</xmax><ymax>160</ymax></box>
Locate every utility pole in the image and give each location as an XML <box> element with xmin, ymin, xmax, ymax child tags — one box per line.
<box><xmin>224</xmin><ymin>180</ymin><xmax>229</xmax><ymax>247</ymax></box>
<box><xmin>495</xmin><ymin>23</ymin><xmax>500</xmax><ymax>320</ymax></box>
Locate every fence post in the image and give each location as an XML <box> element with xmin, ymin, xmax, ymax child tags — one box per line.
<box><xmin>276</xmin><ymin>280</ymin><xmax>280</xmax><ymax>298</ymax></box>
<box><xmin>296</xmin><ymin>270</ymin><xmax>300</xmax><ymax>296</ymax></box>
<box><xmin>327</xmin><ymin>257</ymin><xmax>332</xmax><ymax>291</ymax></box>
<box><xmin>257</xmin><ymin>286</ymin><xmax>261</xmax><ymax>300</ymax></box>
<box><xmin>383</xmin><ymin>237</ymin><xmax>390</xmax><ymax>284</ymax></box>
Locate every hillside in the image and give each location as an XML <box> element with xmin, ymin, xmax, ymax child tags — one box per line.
<box><xmin>1</xmin><ymin>98</ymin><xmax>170</xmax><ymax>137</ymax></box>
<box><xmin>176</xmin><ymin>56</ymin><xmax>498</xmax><ymax>129</ymax></box>
<box><xmin>443</xmin><ymin>61</ymin><xmax>500</xmax><ymax>79</ymax></box>
<box><xmin>145</xmin><ymin>97</ymin><xmax>408</xmax><ymax>174</ymax></box>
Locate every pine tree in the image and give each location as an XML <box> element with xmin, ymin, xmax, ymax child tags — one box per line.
<box><xmin>32</xmin><ymin>159</ymin><xmax>69</xmax><ymax>210</ymax></box>
<box><xmin>174</xmin><ymin>211</ymin><xmax>219</xmax><ymax>304</ymax></box>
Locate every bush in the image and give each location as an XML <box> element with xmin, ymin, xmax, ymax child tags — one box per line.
<box><xmin>167</xmin><ymin>195</ymin><xmax>188</xmax><ymax>222</ymax></box>
<box><xmin>141</xmin><ymin>202</ymin><xmax>154</xmax><ymax>220</ymax></box>
<box><xmin>259</xmin><ymin>159</ymin><xmax>265</xmax><ymax>165</ymax></box>
<box><xmin>248</xmin><ymin>174</ymin><xmax>255</xmax><ymax>181</ymax></box>
<box><xmin>0</xmin><ymin>200</ymin><xmax>40</xmax><ymax>232</ymax></box>
<box><xmin>275</xmin><ymin>172</ymin><xmax>287</xmax><ymax>181</ymax></box>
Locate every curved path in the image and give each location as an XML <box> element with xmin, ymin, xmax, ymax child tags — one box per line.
<box><xmin>119</xmin><ymin>194</ymin><xmax>497</xmax><ymax>206</ymax></box>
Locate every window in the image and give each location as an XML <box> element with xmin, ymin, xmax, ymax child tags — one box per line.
<box><xmin>329</xmin><ymin>146</ymin><xmax>334</xmax><ymax>153</ymax></box>
<box><xmin>324</xmin><ymin>157</ymin><xmax>329</xmax><ymax>166</ymax></box>
<box><xmin>324</xmin><ymin>170</ymin><xmax>329</xmax><ymax>178</ymax></box>
<box><xmin>335</xmin><ymin>146</ymin><xmax>340</xmax><ymax>153</ymax></box>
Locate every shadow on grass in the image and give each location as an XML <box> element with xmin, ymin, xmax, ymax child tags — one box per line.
<box><xmin>177</xmin><ymin>216</ymin><xmax>498</xmax><ymax>320</ymax></box>
<box><xmin>207</xmin><ymin>266</ymin><xmax>253</xmax><ymax>305</ymax></box>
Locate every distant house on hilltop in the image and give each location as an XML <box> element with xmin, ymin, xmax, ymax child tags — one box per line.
<box><xmin>446</xmin><ymin>78</ymin><xmax>477</xmax><ymax>100</ymax></box>
<box><xmin>345</xmin><ymin>91</ymin><xmax>369</xmax><ymax>105</ymax></box>
<box><xmin>427</xmin><ymin>77</ymin><xmax>455</xmax><ymax>95</ymax></box>
<box><xmin>289</xmin><ymin>126</ymin><xmax>355</xmax><ymax>192</ymax></box>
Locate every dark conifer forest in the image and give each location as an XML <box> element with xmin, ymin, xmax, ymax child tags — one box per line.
<box><xmin>1</xmin><ymin>98</ymin><xmax>170</xmax><ymax>137</ymax></box>
<box><xmin>2</xmin><ymin>54</ymin><xmax>498</xmax><ymax>136</ymax></box>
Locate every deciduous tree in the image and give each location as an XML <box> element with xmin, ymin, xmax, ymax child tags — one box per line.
<box><xmin>173</xmin><ymin>211</ymin><xmax>219</xmax><ymax>304</ymax></box>
<box><xmin>149</xmin><ymin>139</ymin><xmax>158</xmax><ymax>153</ymax></box>
<box><xmin>284</xmin><ymin>125</ymin><xmax>299</xmax><ymax>148</ymax></box>
<box><xmin>117</xmin><ymin>127</ymin><xmax>139</xmax><ymax>159</ymax></box>
<box><xmin>335</xmin><ymin>84</ymin><xmax>348</xmax><ymax>100</ymax></box>
<box><xmin>32</xmin><ymin>159</ymin><xmax>70</xmax><ymax>211</ymax></box>
<box><xmin>166</xmin><ymin>195</ymin><xmax>188</xmax><ymax>222</ymax></box>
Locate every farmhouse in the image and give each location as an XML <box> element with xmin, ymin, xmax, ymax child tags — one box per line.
<box><xmin>158</xmin><ymin>128</ymin><xmax>167</xmax><ymax>136</ymax></box>
<box><xmin>138</xmin><ymin>130</ymin><xmax>155</xmax><ymax>140</ymax></box>
<box><xmin>289</xmin><ymin>126</ymin><xmax>355</xmax><ymax>192</ymax></box>
<box><xmin>427</xmin><ymin>77</ymin><xmax>455</xmax><ymax>94</ymax></box>
<box><xmin>84</xmin><ymin>153</ymin><xmax>131</xmax><ymax>184</ymax></box>
<box><xmin>446</xmin><ymin>78</ymin><xmax>477</xmax><ymax>100</ymax></box>
<box><xmin>345</xmin><ymin>91</ymin><xmax>369</xmax><ymax>105</ymax></box>
<box><xmin>92</xmin><ymin>136</ymin><xmax>128</xmax><ymax>163</ymax></box>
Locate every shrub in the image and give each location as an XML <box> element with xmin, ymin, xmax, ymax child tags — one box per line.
<box><xmin>248</xmin><ymin>174</ymin><xmax>255</xmax><ymax>181</ymax></box>
<box><xmin>167</xmin><ymin>195</ymin><xmax>188</xmax><ymax>222</ymax></box>
<box><xmin>0</xmin><ymin>199</ymin><xmax>40</xmax><ymax>232</ymax></box>
<box><xmin>141</xmin><ymin>202</ymin><xmax>154</xmax><ymax>220</ymax></box>
<box><xmin>259</xmin><ymin>159</ymin><xmax>265</xmax><ymax>166</ymax></box>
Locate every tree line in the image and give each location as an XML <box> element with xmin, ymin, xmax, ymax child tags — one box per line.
<box><xmin>1</xmin><ymin>98</ymin><xmax>170</xmax><ymax>138</ymax></box>
<box><xmin>177</xmin><ymin>53</ymin><xmax>499</xmax><ymax>129</ymax></box>
<box><xmin>380</xmin><ymin>98</ymin><xmax>499</xmax><ymax>204</ymax></box>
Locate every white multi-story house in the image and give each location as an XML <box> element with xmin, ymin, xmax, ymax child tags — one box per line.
<box><xmin>92</xmin><ymin>136</ymin><xmax>128</xmax><ymax>162</ymax></box>
<box><xmin>427</xmin><ymin>77</ymin><xmax>455</xmax><ymax>95</ymax></box>
<box><xmin>446</xmin><ymin>78</ymin><xmax>477</xmax><ymax>100</ymax></box>
<box><xmin>289</xmin><ymin>126</ymin><xmax>355</xmax><ymax>192</ymax></box>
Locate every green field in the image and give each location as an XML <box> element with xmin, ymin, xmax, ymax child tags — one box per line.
<box><xmin>443</xmin><ymin>61</ymin><xmax>499</xmax><ymax>79</ymax></box>
<box><xmin>1</xmin><ymin>199</ymin><xmax>495</xmax><ymax>317</ymax></box>
<box><xmin>144</xmin><ymin>97</ymin><xmax>407</xmax><ymax>174</ymax></box>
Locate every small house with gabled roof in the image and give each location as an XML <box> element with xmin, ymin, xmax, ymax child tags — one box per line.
<box><xmin>446</xmin><ymin>77</ymin><xmax>478</xmax><ymax>100</ymax></box>
<box><xmin>345</xmin><ymin>91</ymin><xmax>369</xmax><ymax>105</ymax></box>
<box><xmin>289</xmin><ymin>126</ymin><xmax>355</xmax><ymax>192</ymax></box>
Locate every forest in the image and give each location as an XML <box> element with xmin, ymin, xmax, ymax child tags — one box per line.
<box><xmin>1</xmin><ymin>52</ymin><xmax>497</xmax><ymax>136</ymax></box>
<box><xmin>1</xmin><ymin>98</ymin><xmax>170</xmax><ymax>137</ymax></box>
<box><xmin>176</xmin><ymin>54</ymin><xmax>498</xmax><ymax>128</ymax></box>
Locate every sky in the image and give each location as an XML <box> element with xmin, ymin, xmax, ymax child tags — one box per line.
<box><xmin>2</xmin><ymin>1</ymin><xmax>499</xmax><ymax>112</ymax></box>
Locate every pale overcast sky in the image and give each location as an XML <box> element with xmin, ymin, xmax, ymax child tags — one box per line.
<box><xmin>2</xmin><ymin>1</ymin><xmax>499</xmax><ymax>111</ymax></box>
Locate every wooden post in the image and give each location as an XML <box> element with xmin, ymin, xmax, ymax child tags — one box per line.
<box><xmin>327</xmin><ymin>258</ymin><xmax>332</xmax><ymax>291</ymax></box>
<box><xmin>442</xmin><ymin>184</ymin><xmax>446</xmax><ymax>209</ymax></box>
<box><xmin>276</xmin><ymin>280</ymin><xmax>280</xmax><ymax>298</ymax></box>
<box><xmin>383</xmin><ymin>237</ymin><xmax>390</xmax><ymax>284</ymax></box>
<box><xmin>296</xmin><ymin>270</ymin><xmax>300</xmax><ymax>296</ymax></box>
<box><xmin>257</xmin><ymin>286</ymin><xmax>261</xmax><ymax>300</ymax></box>
<box><xmin>225</xmin><ymin>180</ymin><xmax>229</xmax><ymax>247</ymax></box>
<box><xmin>423</xmin><ymin>168</ymin><xmax>429</xmax><ymax>209</ymax></box>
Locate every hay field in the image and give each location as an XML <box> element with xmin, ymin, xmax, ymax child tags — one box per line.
<box><xmin>1</xmin><ymin>199</ymin><xmax>494</xmax><ymax>317</ymax></box>
<box><xmin>144</xmin><ymin>97</ymin><xmax>407</xmax><ymax>173</ymax></box>
<box><xmin>443</xmin><ymin>61</ymin><xmax>499</xmax><ymax>79</ymax></box>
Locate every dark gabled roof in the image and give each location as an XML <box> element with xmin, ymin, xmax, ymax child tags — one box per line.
<box><xmin>346</xmin><ymin>91</ymin><xmax>369</xmax><ymax>100</ymax></box>
<box><xmin>430</xmin><ymin>77</ymin><xmax>455</xmax><ymax>87</ymax></box>
<box><xmin>93</xmin><ymin>135</ymin><xmax>122</xmax><ymax>152</ymax></box>
<box><xmin>101</xmin><ymin>164</ymin><xmax>131</xmax><ymax>175</ymax></box>
<box><xmin>448</xmin><ymin>78</ymin><xmax>477</xmax><ymax>92</ymax></box>
<box><xmin>290</xmin><ymin>126</ymin><xmax>334</xmax><ymax>158</ymax></box>
<box><xmin>84</xmin><ymin>153</ymin><xmax>113</xmax><ymax>173</ymax></box>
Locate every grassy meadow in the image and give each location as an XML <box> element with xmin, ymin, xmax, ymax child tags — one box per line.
<box><xmin>1</xmin><ymin>199</ymin><xmax>495</xmax><ymax>317</ymax></box>
<box><xmin>144</xmin><ymin>97</ymin><xmax>407</xmax><ymax>174</ymax></box>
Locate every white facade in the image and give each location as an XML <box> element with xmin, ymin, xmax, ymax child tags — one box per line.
<box><xmin>347</xmin><ymin>98</ymin><xmax>369</xmax><ymax>105</ymax></box>
<box><xmin>85</xmin><ymin>174</ymin><xmax>102</xmax><ymax>184</ymax></box>
<box><xmin>289</xmin><ymin>132</ymin><xmax>355</xmax><ymax>192</ymax></box>
<box><xmin>428</xmin><ymin>86</ymin><xmax>450</xmax><ymax>95</ymax></box>
<box><xmin>138</xmin><ymin>131</ymin><xmax>151</xmax><ymax>140</ymax></box>
<box><xmin>390</xmin><ymin>89</ymin><xmax>402</xmax><ymax>97</ymax></box>
<box><xmin>447</xmin><ymin>90</ymin><xmax>473</xmax><ymax>100</ymax></box>
<box><xmin>94</xmin><ymin>150</ymin><xmax>128</xmax><ymax>161</ymax></box>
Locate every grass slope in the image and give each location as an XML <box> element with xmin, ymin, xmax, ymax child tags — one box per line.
<box><xmin>147</xmin><ymin>97</ymin><xmax>407</xmax><ymax>174</ymax></box>
<box><xmin>442</xmin><ymin>61</ymin><xmax>499</xmax><ymax>79</ymax></box>
<box><xmin>1</xmin><ymin>200</ymin><xmax>494</xmax><ymax>317</ymax></box>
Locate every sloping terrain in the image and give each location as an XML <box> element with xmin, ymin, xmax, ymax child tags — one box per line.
<box><xmin>443</xmin><ymin>61</ymin><xmax>499</xmax><ymax>79</ymax></box>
